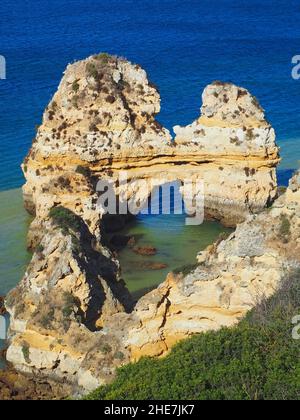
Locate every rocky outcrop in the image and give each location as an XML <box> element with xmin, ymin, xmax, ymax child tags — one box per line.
<box><xmin>22</xmin><ymin>55</ymin><xmax>279</xmax><ymax>246</ymax></box>
<box><xmin>174</xmin><ymin>82</ymin><xmax>279</xmax><ymax>225</ymax></box>
<box><xmin>5</xmin><ymin>54</ymin><xmax>286</xmax><ymax>395</ymax></box>
<box><xmin>125</xmin><ymin>181</ymin><xmax>300</xmax><ymax>359</ymax></box>
<box><xmin>5</xmin><ymin>210</ymin><xmax>133</xmax><ymax>391</ymax></box>
<box><xmin>22</xmin><ymin>53</ymin><xmax>172</xmax><ymax>248</ymax></box>
<box><xmin>7</xmin><ymin>175</ymin><xmax>299</xmax><ymax>393</ymax></box>
<box><xmin>0</xmin><ymin>368</ymin><xmax>71</xmax><ymax>400</ymax></box>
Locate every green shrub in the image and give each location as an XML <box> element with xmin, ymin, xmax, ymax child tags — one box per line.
<box><xmin>86</xmin><ymin>62</ymin><xmax>98</xmax><ymax>79</ymax></box>
<box><xmin>71</xmin><ymin>95</ymin><xmax>79</xmax><ymax>108</ymax></box>
<box><xmin>172</xmin><ymin>263</ymin><xmax>199</xmax><ymax>276</ymax></box>
<box><xmin>36</xmin><ymin>244</ymin><xmax>44</xmax><ymax>253</ymax></box>
<box><xmin>22</xmin><ymin>344</ymin><xmax>31</xmax><ymax>364</ymax></box>
<box><xmin>49</xmin><ymin>206</ymin><xmax>81</xmax><ymax>236</ymax></box>
<box><xmin>100</xmin><ymin>343</ymin><xmax>112</xmax><ymax>355</ymax></box>
<box><xmin>85</xmin><ymin>271</ymin><xmax>300</xmax><ymax>401</ymax></box>
<box><xmin>94</xmin><ymin>53</ymin><xmax>111</xmax><ymax>63</ymax></box>
<box><xmin>71</xmin><ymin>234</ymin><xmax>81</xmax><ymax>254</ymax></box>
<box><xmin>40</xmin><ymin>308</ymin><xmax>55</xmax><ymax>329</ymax></box>
<box><xmin>114</xmin><ymin>351</ymin><xmax>125</xmax><ymax>361</ymax></box>
<box><xmin>62</xmin><ymin>292</ymin><xmax>79</xmax><ymax>321</ymax></box>
<box><xmin>279</xmin><ymin>214</ymin><xmax>291</xmax><ymax>241</ymax></box>
<box><xmin>75</xmin><ymin>165</ymin><xmax>90</xmax><ymax>177</ymax></box>
<box><xmin>216</xmin><ymin>231</ymin><xmax>232</xmax><ymax>245</ymax></box>
<box><xmin>72</xmin><ymin>80</ymin><xmax>80</xmax><ymax>93</ymax></box>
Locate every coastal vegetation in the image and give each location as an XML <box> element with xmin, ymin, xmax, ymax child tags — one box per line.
<box><xmin>86</xmin><ymin>272</ymin><xmax>300</xmax><ymax>400</ymax></box>
<box><xmin>279</xmin><ymin>214</ymin><xmax>291</xmax><ymax>242</ymax></box>
<box><xmin>75</xmin><ymin>165</ymin><xmax>90</xmax><ymax>177</ymax></box>
<box><xmin>49</xmin><ymin>206</ymin><xmax>81</xmax><ymax>235</ymax></box>
<box><xmin>172</xmin><ymin>263</ymin><xmax>200</xmax><ymax>276</ymax></box>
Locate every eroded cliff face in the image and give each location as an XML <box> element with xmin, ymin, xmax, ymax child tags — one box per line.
<box><xmin>6</xmin><ymin>173</ymin><xmax>300</xmax><ymax>393</ymax></box>
<box><xmin>174</xmin><ymin>82</ymin><xmax>279</xmax><ymax>224</ymax></box>
<box><xmin>22</xmin><ymin>54</ymin><xmax>279</xmax><ymax>244</ymax></box>
<box><xmin>5</xmin><ymin>54</ymin><xmax>288</xmax><ymax>394</ymax></box>
<box><xmin>125</xmin><ymin>177</ymin><xmax>300</xmax><ymax>359</ymax></box>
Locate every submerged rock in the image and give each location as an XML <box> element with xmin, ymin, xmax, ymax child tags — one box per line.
<box><xmin>138</xmin><ymin>261</ymin><xmax>168</xmax><ymax>270</ymax></box>
<box><xmin>133</xmin><ymin>246</ymin><xmax>157</xmax><ymax>256</ymax></box>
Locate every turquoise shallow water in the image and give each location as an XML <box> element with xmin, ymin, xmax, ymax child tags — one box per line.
<box><xmin>0</xmin><ymin>189</ymin><xmax>31</xmax><ymax>296</ymax></box>
<box><xmin>118</xmin><ymin>215</ymin><xmax>230</xmax><ymax>299</ymax></box>
<box><xmin>0</xmin><ymin>189</ymin><xmax>31</xmax><ymax>367</ymax></box>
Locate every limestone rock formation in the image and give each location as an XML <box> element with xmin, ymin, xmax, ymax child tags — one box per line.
<box><xmin>173</xmin><ymin>81</ymin><xmax>279</xmax><ymax>225</ymax></box>
<box><xmin>5</xmin><ymin>54</ymin><xmax>287</xmax><ymax>395</ymax></box>
<box><xmin>5</xmin><ymin>211</ymin><xmax>133</xmax><ymax>391</ymax></box>
<box><xmin>22</xmin><ymin>53</ymin><xmax>172</xmax><ymax>247</ymax></box>
<box><xmin>125</xmin><ymin>181</ymin><xmax>300</xmax><ymax>359</ymax></box>
<box><xmin>22</xmin><ymin>56</ymin><xmax>279</xmax><ymax>245</ymax></box>
<box><xmin>7</xmin><ymin>173</ymin><xmax>300</xmax><ymax>392</ymax></box>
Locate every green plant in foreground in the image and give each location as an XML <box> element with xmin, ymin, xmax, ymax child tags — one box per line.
<box><xmin>94</xmin><ymin>52</ymin><xmax>111</xmax><ymax>63</ymax></box>
<box><xmin>85</xmin><ymin>271</ymin><xmax>300</xmax><ymax>401</ymax></box>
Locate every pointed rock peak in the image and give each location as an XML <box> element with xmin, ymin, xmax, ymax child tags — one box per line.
<box><xmin>200</xmin><ymin>81</ymin><xmax>267</xmax><ymax>127</ymax></box>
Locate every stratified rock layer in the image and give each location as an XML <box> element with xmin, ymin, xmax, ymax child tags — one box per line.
<box><xmin>23</xmin><ymin>55</ymin><xmax>279</xmax><ymax>240</ymax></box>
<box><xmin>6</xmin><ymin>54</ymin><xmax>287</xmax><ymax>394</ymax></box>
<box><xmin>124</xmin><ymin>179</ymin><xmax>300</xmax><ymax>359</ymax></box>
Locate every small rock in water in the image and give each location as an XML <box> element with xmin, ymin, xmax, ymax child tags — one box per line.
<box><xmin>139</xmin><ymin>261</ymin><xmax>168</xmax><ymax>270</ymax></box>
<box><xmin>133</xmin><ymin>246</ymin><xmax>157</xmax><ymax>256</ymax></box>
<box><xmin>110</xmin><ymin>234</ymin><xmax>133</xmax><ymax>250</ymax></box>
<box><xmin>127</xmin><ymin>236</ymin><xmax>136</xmax><ymax>248</ymax></box>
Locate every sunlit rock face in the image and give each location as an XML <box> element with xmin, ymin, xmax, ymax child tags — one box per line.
<box><xmin>22</xmin><ymin>56</ymin><xmax>279</xmax><ymax>245</ymax></box>
<box><xmin>173</xmin><ymin>81</ymin><xmax>279</xmax><ymax>225</ymax></box>
<box><xmin>118</xmin><ymin>173</ymin><xmax>300</xmax><ymax>361</ymax></box>
<box><xmin>6</xmin><ymin>54</ymin><xmax>286</xmax><ymax>394</ymax></box>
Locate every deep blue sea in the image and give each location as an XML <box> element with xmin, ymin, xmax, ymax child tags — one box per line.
<box><xmin>0</xmin><ymin>0</ymin><xmax>300</xmax><ymax>190</ymax></box>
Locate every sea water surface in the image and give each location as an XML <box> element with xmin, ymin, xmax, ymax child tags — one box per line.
<box><xmin>0</xmin><ymin>189</ymin><xmax>31</xmax><ymax>367</ymax></box>
<box><xmin>0</xmin><ymin>1</ymin><xmax>300</xmax><ymax>322</ymax></box>
<box><xmin>118</xmin><ymin>215</ymin><xmax>231</xmax><ymax>299</ymax></box>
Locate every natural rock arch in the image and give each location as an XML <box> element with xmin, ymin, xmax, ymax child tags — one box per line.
<box><xmin>6</xmin><ymin>54</ymin><xmax>289</xmax><ymax>394</ymax></box>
